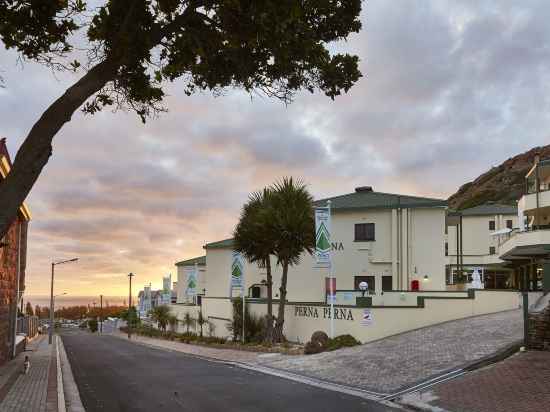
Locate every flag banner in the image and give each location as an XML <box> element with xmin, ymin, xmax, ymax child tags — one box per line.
<box><xmin>315</xmin><ymin>207</ymin><xmax>331</xmax><ymax>267</ymax></box>
<box><xmin>185</xmin><ymin>266</ymin><xmax>198</xmax><ymax>299</ymax></box>
<box><xmin>230</xmin><ymin>251</ymin><xmax>245</xmax><ymax>295</ymax></box>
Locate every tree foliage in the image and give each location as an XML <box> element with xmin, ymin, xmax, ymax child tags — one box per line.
<box><xmin>0</xmin><ymin>1</ymin><xmax>362</xmax><ymax>240</ymax></box>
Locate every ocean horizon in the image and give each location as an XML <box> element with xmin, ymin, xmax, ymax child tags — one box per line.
<box><xmin>25</xmin><ymin>295</ymin><xmax>133</xmax><ymax>308</ymax></box>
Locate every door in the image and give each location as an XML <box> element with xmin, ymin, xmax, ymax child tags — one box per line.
<box><xmin>382</xmin><ymin>276</ymin><xmax>393</xmax><ymax>292</ymax></box>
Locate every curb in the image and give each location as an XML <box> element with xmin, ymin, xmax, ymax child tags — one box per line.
<box><xmin>57</xmin><ymin>337</ymin><xmax>85</xmax><ymax>412</ymax></box>
<box><xmin>55</xmin><ymin>337</ymin><xmax>66</xmax><ymax>412</ymax></box>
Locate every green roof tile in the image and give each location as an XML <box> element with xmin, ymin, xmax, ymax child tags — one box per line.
<box><xmin>175</xmin><ymin>255</ymin><xmax>206</xmax><ymax>266</ymax></box>
<box><xmin>203</xmin><ymin>238</ymin><xmax>234</xmax><ymax>250</ymax></box>
<box><xmin>313</xmin><ymin>189</ymin><xmax>447</xmax><ymax>211</ymax></box>
<box><xmin>459</xmin><ymin>203</ymin><xmax>517</xmax><ymax>216</ymax></box>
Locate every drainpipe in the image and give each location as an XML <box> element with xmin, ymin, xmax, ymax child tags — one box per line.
<box><xmin>12</xmin><ymin>221</ymin><xmax>22</xmax><ymax>359</ymax></box>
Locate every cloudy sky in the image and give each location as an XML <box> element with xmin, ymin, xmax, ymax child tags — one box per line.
<box><xmin>1</xmin><ymin>0</ymin><xmax>549</xmax><ymax>297</ymax></box>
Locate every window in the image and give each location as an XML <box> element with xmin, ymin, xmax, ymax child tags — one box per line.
<box><xmin>506</xmin><ymin>219</ymin><xmax>513</xmax><ymax>229</ymax></box>
<box><xmin>489</xmin><ymin>246</ymin><xmax>496</xmax><ymax>255</ymax></box>
<box><xmin>489</xmin><ymin>220</ymin><xmax>495</xmax><ymax>231</ymax></box>
<box><xmin>355</xmin><ymin>223</ymin><xmax>375</xmax><ymax>241</ymax></box>
<box><xmin>445</xmin><ymin>242</ymin><xmax>448</xmax><ymax>256</ymax></box>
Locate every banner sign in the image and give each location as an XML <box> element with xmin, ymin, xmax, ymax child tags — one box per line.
<box><xmin>230</xmin><ymin>251</ymin><xmax>245</xmax><ymax>296</ymax></box>
<box><xmin>185</xmin><ymin>266</ymin><xmax>198</xmax><ymax>299</ymax></box>
<box><xmin>315</xmin><ymin>207</ymin><xmax>331</xmax><ymax>267</ymax></box>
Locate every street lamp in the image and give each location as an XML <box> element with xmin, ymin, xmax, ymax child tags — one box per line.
<box><xmin>49</xmin><ymin>258</ymin><xmax>78</xmax><ymax>344</ymax></box>
<box><xmin>128</xmin><ymin>272</ymin><xmax>135</xmax><ymax>339</ymax></box>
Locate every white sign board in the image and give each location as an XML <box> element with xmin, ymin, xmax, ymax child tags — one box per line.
<box><xmin>361</xmin><ymin>309</ymin><xmax>373</xmax><ymax>326</ymax></box>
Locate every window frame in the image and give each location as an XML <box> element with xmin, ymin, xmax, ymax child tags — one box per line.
<box><xmin>354</xmin><ymin>223</ymin><xmax>375</xmax><ymax>242</ymax></box>
<box><xmin>489</xmin><ymin>220</ymin><xmax>496</xmax><ymax>231</ymax></box>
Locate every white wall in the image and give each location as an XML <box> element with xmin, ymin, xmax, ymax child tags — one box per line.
<box><xmin>203</xmin><ymin>206</ymin><xmax>447</xmax><ymax>305</ymax></box>
<box><xmin>246</xmin><ymin>290</ymin><xmax>520</xmax><ymax>343</ymax></box>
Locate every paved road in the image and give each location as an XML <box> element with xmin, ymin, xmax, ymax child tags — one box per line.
<box><xmin>60</xmin><ymin>330</ymin><xmax>396</xmax><ymax>412</ymax></box>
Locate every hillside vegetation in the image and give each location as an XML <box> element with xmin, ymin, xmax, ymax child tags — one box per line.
<box><xmin>448</xmin><ymin>145</ymin><xmax>550</xmax><ymax>210</ymax></box>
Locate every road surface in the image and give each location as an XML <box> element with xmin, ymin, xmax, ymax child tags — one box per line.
<box><xmin>60</xmin><ymin>330</ymin><xmax>397</xmax><ymax>412</ymax></box>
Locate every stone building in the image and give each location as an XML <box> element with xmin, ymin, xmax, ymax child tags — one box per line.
<box><xmin>0</xmin><ymin>138</ymin><xmax>31</xmax><ymax>366</ymax></box>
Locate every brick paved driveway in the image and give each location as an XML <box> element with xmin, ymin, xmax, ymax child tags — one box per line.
<box><xmin>428</xmin><ymin>350</ymin><xmax>550</xmax><ymax>412</ymax></box>
<box><xmin>259</xmin><ymin>310</ymin><xmax>523</xmax><ymax>394</ymax></box>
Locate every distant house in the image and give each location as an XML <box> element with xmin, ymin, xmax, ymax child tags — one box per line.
<box><xmin>0</xmin><ymin>138</ymin><xmax>31</xmax><ymax>366</ymax></box>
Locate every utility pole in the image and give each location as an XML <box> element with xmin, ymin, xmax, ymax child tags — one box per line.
<box><xmin>49</xmin><ymin>258</ymin><xmax>78</xmax><ymax>344</ymax></box>
<box><xmin>100</xmin><ymin>294</ymin><xmax>103</xmax><ymax>334</ymax></box>
<box><xmin>128</xmin><ymin>272</ymin><xmax>134</xmax><ymax>339</ymax></box>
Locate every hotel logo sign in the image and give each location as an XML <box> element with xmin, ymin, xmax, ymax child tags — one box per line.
<box><xmin>230</xmin><ymin>251</ymin><xmax>245</xmax><ymax>297</ymax></box>
<box><xmin>315</xmin><ymin>207</ymin><xmax>331</xmax><ymax>267</ymax></box>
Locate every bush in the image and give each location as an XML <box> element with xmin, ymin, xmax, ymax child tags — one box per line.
<box><xmin>311</xmin><ymin>331</ymin><xmax>329</xmax><ymax>350</ymax></box>
<box><xmin>327</xmin><ymin>334</ymin><xmax>361</xmax><ymax>351</ymax></box>
<box><xmin>227</xmin><ymin>299</ymin><xmax>267</xmax><ymax>343</ymax></box>
<box><xmin>304</xmin><ymin>340</ymin><xmax>323</xmax><ymax>355</ymax></box>
<box><xmin>304</xmin><ymin>333</ymin><xmax>360</xmax><ymax>355</ymax></box>
<box><xmin>88</xmin><ymin>318</ymin><xmax>98</xmax><ymax>333</ymax></box>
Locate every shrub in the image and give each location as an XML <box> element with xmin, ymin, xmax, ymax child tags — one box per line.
<box><xmin>311</xmin><ymin>331</ymin><xmax>329</xmax><ymax>350</ymax></box>
<box><xmin>227</xmin><ymin>299</ymin><xmax>267</xmax><ymax>343</ymax></box>
<box><xmin>88</xmin><ymin>319</ymin><xmax>98</xmax><ymax>333</ymax></box>
<box><xmin>327</xmin><ymin>334</ymin><xmax>361</xmax><ymax>351</ymax></box>
<box><xmin>304</xmin><ymin>340</ymin><xmax>323</xmax><ymax>355</ymax></box>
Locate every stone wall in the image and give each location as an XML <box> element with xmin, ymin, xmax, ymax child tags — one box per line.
<box><xmin>0</xmin><ymin>220</ymin><xmax>22</xmax><ymax>366</ymax></box>
<box><xmin>528</xmin><ymin>297</ymin><xmax>550</xmax><ymax>351</ymax></box>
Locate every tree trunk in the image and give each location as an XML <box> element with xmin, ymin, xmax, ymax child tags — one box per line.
<box><xmin>0</xmin><ymin>59</ymin><xmax>117</xmax><ymax>239</ymax></box>
<box><xmin>273</xmin><ymin>261</ymin><xmax>288</xmax><ymax>343</ymax></box>
<box><xmin>264</xmin><ymin>257</ymin><xmax>273</xmax><ymax>344</ymax></box>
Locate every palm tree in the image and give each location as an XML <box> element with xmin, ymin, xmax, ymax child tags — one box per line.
<box><xmin>149</xmin><ymin>305</ymin><xmax>171</xmax><ymax>332</ymax></box>
<box><xmin>233</xmin><ymin>188</ymin><xmax>276</xmax><ymax>343</ymax></box>
<box><xmin>182</xmin><ymin>312</ymin><xmax>196</xmax><ymax>334</ymax></box>
<box><xmin>269</xmin><ymin>178</ymin><xmax>315</xmax><ymax>342</ymax></box>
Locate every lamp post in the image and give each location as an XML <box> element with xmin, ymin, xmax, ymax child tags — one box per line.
<box><xmin>128</xmin><ymin>272</ymin><xmax>134</xmax><ymax>339</ymax></box>
<box><xmin>49</xmin><ymin>258</ymin><xmax>78</xmax><ymax>344</ymax></box>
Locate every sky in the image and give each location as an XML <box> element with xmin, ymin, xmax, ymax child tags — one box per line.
<box><xmin>1</xmin><ymin>0</ymin><xmax>550</xmax><ymax>297</ymax></box>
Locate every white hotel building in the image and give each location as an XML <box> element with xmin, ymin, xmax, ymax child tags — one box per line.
<box><xmin>171</xmin><ymin>186</ymin><xmax>528</xmax><ymax>343</ymax></box>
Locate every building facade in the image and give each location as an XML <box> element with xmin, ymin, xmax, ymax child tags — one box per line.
<box><xmin>446</xmin><ymin>203</ymin><xmax>518</xmax><ymax>289</ymax></box>
<box><xmin>0</xmin><ymin>139</ymin><xmax>31</xmax><ymax>366</ymax></box>
<box><xmin>498</xmin><ymin>155</ymin><xmax>550</xmax><ymax>292</ymax></box>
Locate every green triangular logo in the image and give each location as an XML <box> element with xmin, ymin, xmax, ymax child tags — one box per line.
<box><xmin>188</xmin><ymin>279</ymin><xmax>196</xmax><ymax>289</ymax></box>
<box><xmin>316</xmin><ymin>222</ymin><xmax>330</xmax><ymax>251</ymax></box>
<box><xmin>232</xmin><ymin>264</ymin><xmax>242</xmax><ymax>278</ymax></box>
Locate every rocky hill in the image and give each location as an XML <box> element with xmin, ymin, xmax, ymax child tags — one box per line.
<box><xmin>448</xmin><ymin>145</ymin><xmax>550</xmax><ymax>210</ymax></box>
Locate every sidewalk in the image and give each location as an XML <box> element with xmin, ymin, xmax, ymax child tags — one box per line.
<box><xmin>0</xmin><ymin>335</ymin><xmax>57</xmax><ymax>412</ymax></box>
<box><xmin>420</xmin><ymin>350</ymin><xmax>550</xmax><ymax>412</ymax></box>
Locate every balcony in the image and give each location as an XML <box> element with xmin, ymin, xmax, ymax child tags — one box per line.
<box><xmin>519</xmin><ymin>190</ymin><xmax>550</xmax><ymax>213</ymax></box>
<box><xmin>498</xmin><ymin>228</ymin><xmax>550</xmax><ymax>260</ymax></box>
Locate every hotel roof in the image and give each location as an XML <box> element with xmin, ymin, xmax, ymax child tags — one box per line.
<box><xmin>313</xmin><ymin>187</ymin><xmax>447</xmax><ymax>211</ymax></box>
<box><xmin>458</xmin><ymin>203</ymin><xmax>517</xmax><ymax>217</ymax></box>
<box><xmin>175</xmin><ymin>255</ymin><xmax>206</xmax><ymax>266</ymax></box>
<box><xmin>203</xmin><ymin>238</ymin><xmax>234</xmax><ymax>249</ymax></box>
